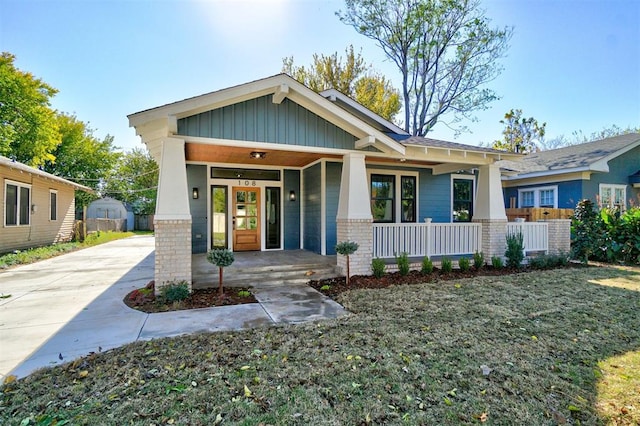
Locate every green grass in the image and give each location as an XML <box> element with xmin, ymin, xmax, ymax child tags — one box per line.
<box><xmin>2</xmin><ymin>266</ymin><xmax>640</xmax><ymax>425</ymax></box>
<box><xmin>0</xmin><ymin>231</ymin><xmax>142</xmax><ymax>269</ymax></box>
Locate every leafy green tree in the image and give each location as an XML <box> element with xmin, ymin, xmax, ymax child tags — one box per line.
<box><xmin>0</xmin><ymin>52</ymin><xmax>60</xmax><ymax>165</ymax></box>
<box><xmin>43</xmin><ymin>113</ymin><xmax>120</xmax><ymax>208</ymax></box>
<box><xmin>493</xmin><ymin>109</ymin><xmax>546</xmax><ymax>153</ymax></box>
<box><xmin>102</xmin><ymin>148</ymin><xmax>158</xmax><ymax>214</ymax></box>
<box><xmin>283</xmin><ymin>45</ymin><xmax>401</xmax><ymax>121</ymax></box>
<box><xmin>338</xmin><ymin>0</ymin><xmax>512</xmax><ymax>136</ymax></box>
<box><xmin>542</xmin><ymin>125</ymin><xmax>639</xmax><ymax>150</ymax></box>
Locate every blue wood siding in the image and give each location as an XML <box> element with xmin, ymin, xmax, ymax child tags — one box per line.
<box><xmin>177</xmin><ymin>96</ymin><xmax>358</xmax><ymax>149</ymax></box>
<box><xmin>505</xmin><ymin>180</ymin><xmax>583</xmax><ymax>209</ymax></box>
<box><xmin>284</xmin><ymin>169</ymin><xmax>300</xmax><ymax>249</ymax></box>
<box><xmin>419</xmin><ymin>170</ymin><xmax>452</xmax><ymax>222</ymax></box>
<box><xmin>325</xmin><ymin>162</ymin><xmax>342</xmax><ymax>255</ymax></box>
<box><xmin>303</xmin><ymin>164</ymin><xmax>321</xmax><ymax>253</ymax></box>
<box><xmin>187</xmin><ymin>164</ymin><xmax>208</xmax><ymax>253</ymax></box>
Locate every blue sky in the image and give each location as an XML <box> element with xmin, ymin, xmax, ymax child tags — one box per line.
<box><xmin>1</xmin><ymin>0</ymin><xmax>639</xmax><ymax>152</ymax></box>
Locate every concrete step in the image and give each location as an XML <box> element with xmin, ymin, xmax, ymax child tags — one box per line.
<box><xmin>192</xmin><ymin>263</ymin><xmax>338</xmax><ymax>289</ymax></box>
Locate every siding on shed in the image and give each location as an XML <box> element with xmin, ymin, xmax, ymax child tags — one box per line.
<box><xmin>178</xmin><ymin>96</ymin><xmax>358</xmax><ymax>150</ymax></box>
<box><xmin>303</xmin><ymin>164</ymin><xmax>321</xmax><ymax>253</ymax></box>
<box><xmin>1</xmin><ymin>167</ymin><xmax>76</xmax><ymax>253</ymax></box>
<box><xmin>284</xmin><ymin>169</ymin><xmax>301</xmax><ymax>250</ymax></box>
<box><xmin>187</xmin><ymin>164</ymin><xmax>208</xmax><ymax>253</ymax></box>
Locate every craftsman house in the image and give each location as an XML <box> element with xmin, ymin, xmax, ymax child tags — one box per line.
<box><xmin>500</xmin><ymin>133</ymin><xmax>640</xmax><ymax>210</ymax></box>
<box><xmin>1</xmin><ymin>155</ymin><xmax>91</xmax><ymax>253</ymax></box>
<box><xmin>128</xmin><ymin>74</ymin><xmax>570</xmax><ymax>287</ymax></box>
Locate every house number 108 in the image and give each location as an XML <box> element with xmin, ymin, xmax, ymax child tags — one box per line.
<box><xmin>238</xmin><ymin>180</ymin><xmax>257</xmax><ymax>186</ymax></box>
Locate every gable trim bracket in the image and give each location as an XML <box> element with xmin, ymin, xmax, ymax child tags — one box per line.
<box><xmin>272</xmin><ymin>84</ymin><xmax>289</xmax><ymax>104</ymax></box>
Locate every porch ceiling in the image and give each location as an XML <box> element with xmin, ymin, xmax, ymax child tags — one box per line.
<box><xmin>185</xmin><ymin>142</ymin><xmax>440</xmax><ymax>168</ymax></box>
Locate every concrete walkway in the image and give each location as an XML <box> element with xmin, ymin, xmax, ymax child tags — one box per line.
<box><xmin>0</xmin><ymin>236</ymin><xmax>347</xmax><ymax>379</ymax></box>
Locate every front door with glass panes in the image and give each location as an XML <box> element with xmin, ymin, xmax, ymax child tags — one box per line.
<box><xmin>232</xmin><ymin>187</ymin><xmax>261</xmax><ymax>251</ymax></box>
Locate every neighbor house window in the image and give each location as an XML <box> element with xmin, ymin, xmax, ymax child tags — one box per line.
<box><xmin>5</xmin><ymin>181</ymin><xmax>31</xmax><ymax>226</ymax></box>
<box><xmin>369</xmin><ymin>171</ymin><xmax>418</xmax><ymax>223</ymax></box>
<box><xmin>452</xmin><ymin>175</ymin><xmax>475</xmax><ymax>222</ymax></box>
<box><xmin>599</xmin><ymin>184</ymin><xmax>626</xmax><ymax>209</ymax></box>
<box><xmin>50</xmin><ymin>190</ymin><xmax>58</xmax><ymax>221</ymax></box>
<box><xmin>518</xmin><ymin>186</ymin><xmax>558</xmax><ymax>208</ymax></box>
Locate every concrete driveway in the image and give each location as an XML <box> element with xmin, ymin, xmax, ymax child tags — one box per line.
<box><xmin>0</xmin><ymin>235</ymin><xmax>347</xmax><ymax>379</ymax></box>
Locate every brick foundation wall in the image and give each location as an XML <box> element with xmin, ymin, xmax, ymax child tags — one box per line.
<box><xmin>336</xmin><ymin>218</ymin><xmax>373</xmax><ymax>276</ymax></box>
<box><xmin>473</xmin><ymin>219</ymin><xmax>507</xmax><ymax>261</ymax></box>
<box><xmin>154</xmin><ymin>218</ymin><xmax>192</xmax><ymax>294</ymax></box>
<box><xmin>546</xmin><ymin>219</ymin><xmax>571</xmax><ymax>255</ymax></box>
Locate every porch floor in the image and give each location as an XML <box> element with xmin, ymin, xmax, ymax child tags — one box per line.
<box><xmin>192</xmin><ymin>250</ymin><xmax>338</xmax><ymax>289</ymax></box>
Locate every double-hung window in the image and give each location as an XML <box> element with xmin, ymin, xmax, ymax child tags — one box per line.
<box><xmin>370</xmin><ymin>172</ymin><xmax>418</xmax><ymax>223</ymax></box>
<box><xmin>599</xmin><ymin>184</ymin><xmax>626</xmax><ymax>209</ymax></box>
<box><xmin>5</xmin><ymin>181</ymin><xmax>31</xmax><ymax>226</ymax></box>
<box><xmin>452</xmin><ymin>176</ymin><xmax>475</xmax><ymax>222</ymax></box>
<box><xmin>518</xmin><ymin>186</ymin><xmax>558</xmax><ymax>208</ymax></box>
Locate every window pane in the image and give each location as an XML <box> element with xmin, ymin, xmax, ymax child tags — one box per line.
<box><xmin>212</xmin><ymin>186</ymin><xmax>227</xmax><ymax>249</ymax></box>
<box><xmin>521</xmin><ymin>191</ymin><xmax>534</xmax><ymax>207</ymax></box>
<box><xmin>5</xmin><ymin>184</ymin><xmax>17</xmax><ymax>225</ymax></box>
<box><xmin>453</xmin><ymin>201</ymin><xmax>472</xmax><ymax>222</ymax></box>
<box><xmin>371</xmin><ymin>175</ymin><xmax>394</xmax><ymax>198</ymax></box>
<box><xmin>236</xmin><ymin>191</ymin><xmax>246</xmax><ymax>203</ymax></box>
<box><xmin>539</xmin><ymin>189</ymin><xmax>554</xmax><ymax>207</ymax></box>
<box><xmin>402</xmin><ymin>200</ymin><xmax>415</xmax><ymax>222</ymax></box>
<box><xmin>601</xmin><ymin>187</ymin><xmax>611</xmax><ymax>206</ymax></box>
<box><xmin>614</xmin><ymin>187</ymin><xmax>625</xmax><ymax>206</ymax></box>
<box><xmin>401</xmin><ymin>176</ymin><xmax>415</xmax><ymax>199</ymax></box>
<box><xmin>371</xmin><ymin>199</ymin><xmax>393</xmax><ymax>222</ymax></box>
<box><xmin>19</xmin><ymin>187</ymin><xmax>30</xmax><ymax>225</ymax></box>
<box><xmin>236</xmin><ymin>217</ymin><xmax>246</xmax><ymax>229</ymax></box>
<box><xmin>50</xmin><ymin>192</ymin><xmax>57</xmax><ymax>221</ymax></box>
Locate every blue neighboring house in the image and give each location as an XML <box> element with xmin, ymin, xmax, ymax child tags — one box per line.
<box><xmin>500</xmin><ymin>133</ymin><xmax>640</xmax><ymax>210</ymax></box>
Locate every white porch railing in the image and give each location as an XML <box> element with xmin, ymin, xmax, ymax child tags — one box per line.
<box><xmin>506</xmin><ymin>222</ymin><xmax>549</xmax><ymax>253</ymax></box>
<box><xmin>372</xmin><ymin>222</ymin><xmax>482</xmax><ymax>259</ymax></box>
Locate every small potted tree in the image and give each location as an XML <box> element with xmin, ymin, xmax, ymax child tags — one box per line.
<box><xmin>335</xmin><ymin>241</ymin><xmax>359</xmax><ymax>286</ymax></box>
<box><xmin>206</xmin><ymin>248</ymin><xmax>235</xmax><ymax>298</ymax></box>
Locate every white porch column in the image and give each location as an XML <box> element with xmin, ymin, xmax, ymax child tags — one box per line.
<box><xmin>153</xmin><ymin>137</ymin><xmax>192</xmax><ymax>292</ymax></box>
<box><xmin>472</xmin><ymin>163</ymin><xmax>507</xmax><ymax>261</ymax></box>
<box><xmin>336</xmin><ymin>153</ymin><xmax>373</xmax><ymax>277</ymax></box>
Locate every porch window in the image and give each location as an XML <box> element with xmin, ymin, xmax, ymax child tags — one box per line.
<box><xmin>211</xmin><ymin>186</ymin><xmax>228</xmax><ymax>248</ymax></box>
<box><xmin>452</xmin><ymin>178</ymin><xmax>474</xmax><ymax>222</ymax></box>
<box><xmin>265</xmin><ymin>187</ymin><xmax>281</xmax><ymax>249</ymax></box>
<box><xmin>5</xmin><ymin>181</ymin><xmax>31</xmax><ymax>226</ymax></box>
<box><xmin>518</xmin><ymin>186</ymin><xmax>557</xmax><ymax>208</ymax></box>
<box><xmin>599</xmin><ymin>184</ymin><xmax>626</xmax><ymax>209</ymax></box>
<box><xmin>371</xmin><ymin>174</ymin><xmax>395</xmax><ymax>222</ymax></box>
<box><xmin>401</xmin><ymin>176</ymin><xmax>416</xmax><ymax>222</ymax></box>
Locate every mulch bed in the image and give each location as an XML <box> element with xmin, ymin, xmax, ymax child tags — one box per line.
<box><xmin>123</xmin><ymin>281</ymin><xmax>257</xmax><ymax>313</ymax></box>
<box><xmin>308</xmin><ymin>265</ymin><xmax>577</xmax><ymax>299</ymax></box>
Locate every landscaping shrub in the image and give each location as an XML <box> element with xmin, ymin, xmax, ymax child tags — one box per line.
<box><xmin>395</xmin><ymin>252</ymin><xmax>410</xmax><ymax>276</ymax></box>
<box><xmin>571</xmin><ymin>199</ymin><xmax>605</xmax><ymax>263</ymax></box>
<box><xmin>441</xmin><ymin>257</ymin><xmax>453</xmax><ymax>273</ymax></box>
<box><xmin>421</xmin><ymin>256</ymin><xmax>434</xmax><ymax>274</ymax></box>
<box><xmin>505</xmin><ymin>232</ymin><xmax>525</xmax><ymax>268</ymax></box>
<box><xmin>458</xmin><ymin>257</ymin><xmax>470</xmax><ymax>272</ymax></box>
<box><xmin>371</xmin><ymin>258</ymin><xmax>386</xmax><ymax>278</ymax></box>
<box><xmin>207</xmin><ymin>248</ymin><xmax>235</xmax><ymax>296</ymax></box>
<box><xmin>529</xmin><ymin>255</ymin><xmax>548</xmax><ymax>269</ymax></box>
<box><xmin>160</xmin><ymin>281</ymin><xmax>190</xmax><ymax>303</ymax></box>
<box><xmin>336</xmin><ymin>241</ymin><xmax>359</xmax><ymax>285</ymax></box>
<box><xmin>473</xmin><ymin>251</ymin><xmax>485</xmax><ymax>270</ymax></box>
<box><xmin>491</xmin><ymin>256</ymin><xmax>504</xmax><ymax>269</ymax></box>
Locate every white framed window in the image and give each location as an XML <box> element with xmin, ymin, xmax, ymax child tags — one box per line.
<box><xmin>4</xmin><ymin>180</ymin><xmax>31</xmax><ymax>226</ymax></box>
<box><xmin>451</xmin><ymin>174</ymin><xmax>475</xmax><ymax>222</ymax></box>
<box><xmin>599</xmin><ymin>184</ymin><xmax>627</xmax><ymax>209</ymax></box>
<box><xmin>50</xmin><ymin>190</ymin><xmax>58</xmax><ymax>221</ymax></box>
<box><xmin>517</xmin><ymin>185</ymin><xmax>558</xmax><ymax>208</ymax></box>
<box><xmin>368</xmin><ymin>169</ymin><xmax>419</xmax><ymax>223</ymax></box>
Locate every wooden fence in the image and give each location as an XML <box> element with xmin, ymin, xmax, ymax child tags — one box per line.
<box><xmin>506</xmin><ymin>208</ymin><xmax>573</xmax><ymax>222</ymax></box>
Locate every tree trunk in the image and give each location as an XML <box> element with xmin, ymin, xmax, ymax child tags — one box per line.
<box><xmin>346</xmin><ymin>254</ymin><xmax>350</xmax><ymax>286</ymax></box>
<box><xmin>218</xmin><ymin>267</ymin><xmax>224</xmax><ymax>298</ymax></box>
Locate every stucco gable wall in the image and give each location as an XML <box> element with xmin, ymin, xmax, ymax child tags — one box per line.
<box><xmin>177</xmin><ymin>95</ymin><xmax>360</xmax><ymax>150</ymax></box>
<box><xmin>1</xmin><ymin>166</ymin><xmax>76</xmax><ymax>253</ymax></box>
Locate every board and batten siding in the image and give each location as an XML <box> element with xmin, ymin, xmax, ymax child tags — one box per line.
<box><xmin>303</xmin><ymin>164</ymin><xmax>321</xmax><ymax>253</ymax></box>
<box><xmin>177</xmin><ymin>96</ymin><xmax>358</xmax><ymax>150</ymax></box>
<box><xmin>325</xmin><ymin>162</ymin><xmax>342</xmax><ymax>255</ymax></box>
<box><xmin>1</xmin><ymin>167</ymin><xmax>76</xmax><ymax>253</ymax></box>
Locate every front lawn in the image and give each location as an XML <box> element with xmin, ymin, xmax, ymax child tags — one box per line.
<box><xmin>2</xmin><ymin>266</ymin><xmax>639</xmax><ymax>425</ymax></box>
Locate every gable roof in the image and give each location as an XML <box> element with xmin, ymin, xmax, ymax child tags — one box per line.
<box><xmin>0</xmin><ymin>156</ymin><xmax>93</xmax><ymax>192</ymax></box>
<box><xmin>500</xmin><ymin>133</ymin><xmax>640</xmax><ymax>179</ymax></box>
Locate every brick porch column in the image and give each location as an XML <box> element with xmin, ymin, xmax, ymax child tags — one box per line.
<box><xmin>472</xmin><ymin>163</ymin><xmax>508</xmax><ymax>261</ymax></box>
<box><xmin>546</xmin><ymin>219</ymin><xmax>571</xmax><ymax>254</ymax></box>
<box><xmin>153</xmin><ymin>137</ymin><xmax>192</xmax><ymax>293</ymax></box>
<box><xmin>336</xmin><ymin>153</ymin><xmax>372</xmax><ymax>276</ymax></box>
